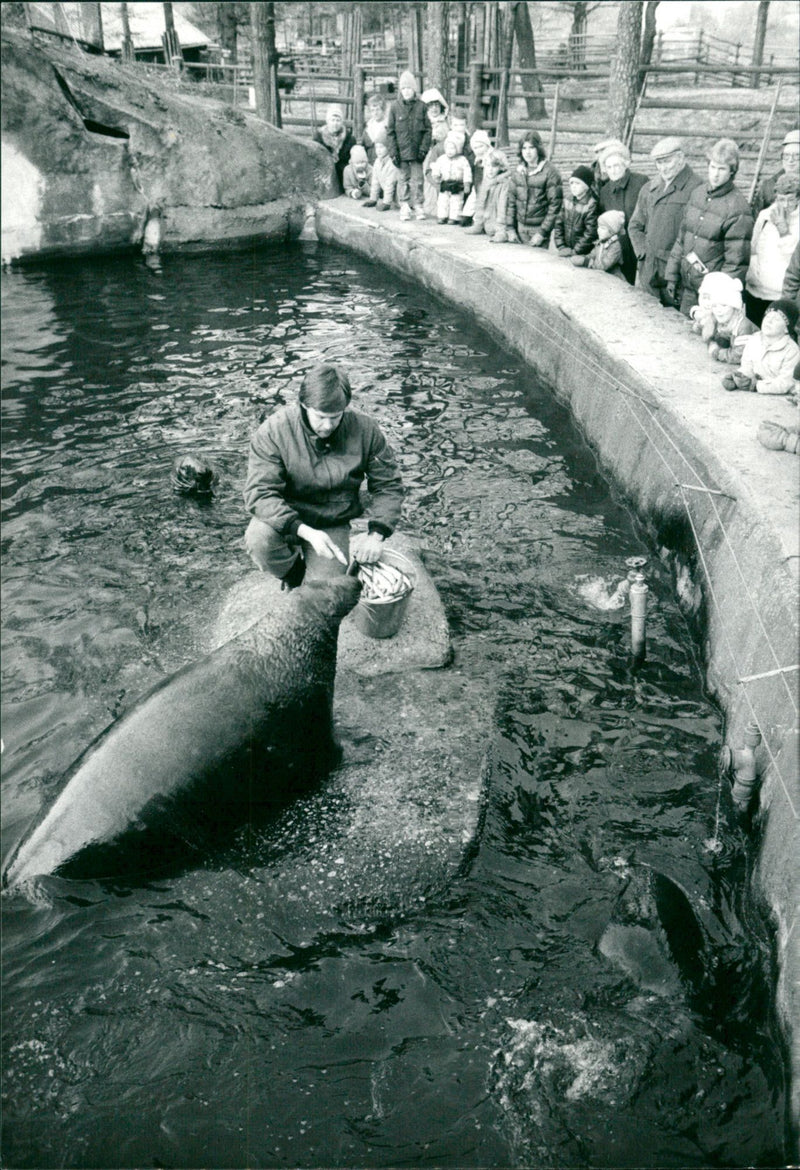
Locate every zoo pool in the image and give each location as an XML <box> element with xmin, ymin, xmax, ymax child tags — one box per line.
<box><xmin>0</xmin><ymin>244</ymin><xmax>788</xmax><ymax>1166</ymax></box>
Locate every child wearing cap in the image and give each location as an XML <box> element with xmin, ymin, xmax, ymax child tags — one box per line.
<box><xmin>722</xmin><ymin>300</ymin><xmax>800</xmax><ymax>394</ymax></box>
<box><xmin>572</xmin><ymin>210</ymin><xmax>628</xmax><ymax>279</ymax></box>
<box><xmin>430</xmin><ymin>133</ymin><xmax>473</xmax><ymax>225</ymax></box>
<box><xmin>342</xmin><ymin>145</ymin><xmax>373</xmax><ymax>200</ymax></box>
<box><xmin>554</xmin><ymin>165</ymin><xmax>599</xmax><ymax>259</ymax></box>
<box><xmin>692</xmin><ymin>272</ymin><xmax>757</xmax><ymax>363</ymax></box>
<box><xmin>386</xmin><ymin>71</ymin><xmax>431</xmax><ymax>221</ymax></box>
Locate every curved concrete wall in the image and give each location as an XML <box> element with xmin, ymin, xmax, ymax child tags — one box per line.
<box><xmin>316</xmin><ymin>200</ymin><xmax>799</xmax><ymax>1138</ymax></box>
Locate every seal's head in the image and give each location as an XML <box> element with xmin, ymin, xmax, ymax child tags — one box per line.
<box><xmin>172</xmin><ymin>454</ymin><xmax>218</xmax><ymax>497</ymax></box>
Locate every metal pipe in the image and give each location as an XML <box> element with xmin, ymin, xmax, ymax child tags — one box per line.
<box><xmin>720</xmin><ymin>722</ymin><xmax>762</xmax><ymax>810</ymax></box>
<box><xmin>629</xmin><ymin>572</ymin><xmax>648</xmax><ymax>664</ymax></box>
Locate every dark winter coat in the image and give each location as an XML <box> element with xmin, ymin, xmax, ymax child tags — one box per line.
<box><xmin>244</xmin><ymin>404</ymin><xmax>403</xmax><ymax>537</ymax></box>
<box><xmin>505</xmin><ymin>161</ymin><xmax>563</xmax><ymax>241</ymax></box>
<box><xmin>386</xmin><ymin>97</ymin><xmax>431</xmax><ymax>165</ymax></box>
<box><xmin>598</xmin><ymin>169</ymin><xmax>649</xmax><ymax>283</ymax></box>
<box><xmin>751</xmin><ymin>168</ymin><xmax>784</xmax><ymax>219</ymax></box>
<box><xmin>628</xmin><ymin>164</ymin><xmax>703</xmax><ymax>294</ymax></box>
<box><xmin>312</xmin><ymin>127</ymin><xmax>357</xmax><ymax>193</ymax></box>
<box><xmin>554</xmin><ymin>194</ymin><xmax>599</xmax><ymax>256</ymax></box>
<box><xmin>665</xmin><ymin>178</ymin><xmax>754</xmax><ymax>293</ymax></box>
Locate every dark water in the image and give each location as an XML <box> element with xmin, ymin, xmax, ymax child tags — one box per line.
<box><xmin>0</xmin><ymin>245</ymin><xmax>787</xmax><ymax>1167</ymax></box>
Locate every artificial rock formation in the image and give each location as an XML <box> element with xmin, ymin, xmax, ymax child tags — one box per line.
<box><xmin>1</xmin><ymin>27</ymin><xmax>333</xmax><ymax>263</ymax></box>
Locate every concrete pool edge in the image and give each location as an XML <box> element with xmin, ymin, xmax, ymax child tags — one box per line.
<box><xmin>315</xmin><ymin>198</ymin><xmax>800</xmax><ymax>1137</ymax></box>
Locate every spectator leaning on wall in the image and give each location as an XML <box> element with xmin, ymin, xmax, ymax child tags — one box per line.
<box><xmin>665</xmin><ymin>138</ymin><xmax>754</xmax><ymax>316</ymax></box>
<box><xmin>628</xmin><ymin>137</ymin><xmax>703</xmax><ymax>306</ymax></box>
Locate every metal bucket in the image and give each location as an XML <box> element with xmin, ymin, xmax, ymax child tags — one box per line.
<box><xmin>354</xmin><ymin>549</ymin><xmax>416</xmax><ymax>639</ymax></box>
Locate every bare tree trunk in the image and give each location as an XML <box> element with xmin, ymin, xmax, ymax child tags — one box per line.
<box><xmin>120</xmin><ymin>1</ymin><xmax>134</xmax><ymax>62</ymax></box>
<box><xmin>408</xmin><ymin>3</ymin><xmax>424</xmax><ymax>79</ymax></box>
<box><xmin>425</xmin><ymin>0</ymin><xmax>450</xmax><ymax>96</ymax></box>
<box><xmin>496</xmin><ymin>1</ymin><xmax>517</xmax><ymax>146</ymax></box>
<box><xmin>162</xmin><ymin>2</ymin><xmax>182</xmax><ymax>66</ymax></box>
<box><xmin>251</xmin><ymin>0</ymin><xmax>281</xmax><ymax>127</ymax></box>
<box><xmin>455</xmin><ymin>1</ymin><xmax>469</xmax><ymax>95</ymax></box>
<box><xmin>638</xmin><ymin>0</ymin><xmax>659</xmax><ymax>93</ymax></box>
<box><xmin>608</xmin><ymin>0</ymin><xmax>642</xmax><ymax>140</ymax></box>
<box><xmin>217</xmin><ymin>1</ymin><xmax>237</xmax><ymax>63</ymax></box>
<box><xmin>514</xmin><ymin>0</ymin><xmax>546</xmax><ymax>118</ymax></box>
<box><xmin>568</xmin><ymin>0</ymin><xmax>587</xmax><ymax>69</ymax></box>
<box><xmin>751</xmin><ymin>0</ymin><xmax>770</xmax><ymax>89</ymax></box>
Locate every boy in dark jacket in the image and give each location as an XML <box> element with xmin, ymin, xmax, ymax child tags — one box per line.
<box><xmin>386</xmin><ymin>71</ymin><xmax>431</xmax><ymax>221</ymax></box>
<box><xmin>554</xmin><ymin>165</ymin><xmax>598</xmax><ymax>259</ymax></box>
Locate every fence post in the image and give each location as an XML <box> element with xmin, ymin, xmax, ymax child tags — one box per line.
<box><xmin>694</xmin><ymin>29</ymin><xmax>703</xmax><ymax>85</ymax></box>
<box><xmin>732</xmin><ymin>42</ymin><xmax>740</xmax><ymax>87</ymax></box>
<box><xmin>468</xmin><ymin>60</ymin><xmax>484</xmax><ymax>131</ymax></box>
<box><xmin>548</xmin><ymin>80</ymin><xmax>560</xmax><ymax>161</ymax></box>
<box><xmin>353</xmin><ymin>64</ymin><xmax>365</xmax><ymax>138</ymax></box>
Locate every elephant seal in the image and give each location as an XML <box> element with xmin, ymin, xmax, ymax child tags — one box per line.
<box><xmin>3</xmin><ymin>575</ymin><xmax>361</xmax><ymax>888</ymax></box>
<box><xmin>172</xmin><ymin>453</ymin><xmax>217</xmax><ymax>497</ymax></box>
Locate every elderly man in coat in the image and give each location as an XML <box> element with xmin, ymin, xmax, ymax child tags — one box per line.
<box><xmin>665</xmin><ymin>138</ymin><xmax>754</xmax><ymax>316</ymax></box>
<box><xmin>628</xmin><ymin>137</ymin><xmax>703</xmax><ymax>305</ymax></box>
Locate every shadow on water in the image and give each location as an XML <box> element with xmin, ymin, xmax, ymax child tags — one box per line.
<box><xmin>1</xmin><ymin>243</ymin><xmax>788</xmax><ymax>1167</ymax></box>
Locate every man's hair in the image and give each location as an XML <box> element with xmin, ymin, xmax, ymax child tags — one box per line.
<box><xmin>299</xmin><ymin>364</ymin><xmax>353</xmax><ymax>412</ymax></box>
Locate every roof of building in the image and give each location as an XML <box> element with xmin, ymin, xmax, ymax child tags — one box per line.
<box><xmin>100</xmin><ymin>3</ymin><xmax>210</xmax><ymax>52</ymax></box>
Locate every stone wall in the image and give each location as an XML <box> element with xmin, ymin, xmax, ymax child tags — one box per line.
<box><xmin>316</xmin><ymin>200</ymin><xmax>799</xmax><ymax>1140</ymax></box>
<box><xmin>1</xmin><ymin>29</ymin><xmax>334</xmax><ymax>263</ymax></box>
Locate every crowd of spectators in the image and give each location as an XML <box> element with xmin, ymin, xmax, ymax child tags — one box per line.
<box><xmin>312</xmin><ymin>76</ymin><xmax>800</xmax><ymax>457</ymax></box>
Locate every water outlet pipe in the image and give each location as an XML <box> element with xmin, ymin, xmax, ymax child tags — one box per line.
<box><xmin>720</xmin><ymin>721</ymin><xmax>763</xmax><ymax>810</ymax></box>
<box><xmin>629</xmin><ymin>572</ymin><xmax>648</xmax><ymax>664</ymax></box>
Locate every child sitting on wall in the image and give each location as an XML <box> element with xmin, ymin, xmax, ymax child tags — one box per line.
<box><xmin>554</xmin><ymin>165</ymin><xmax>599</xmax><ymax>261</ymax></box>
<box><xmin>465</xmin><ymin>149</ymin><xmax>510</xmax><ymax>240</ymax></box>
<box><xmin>572</xmin><ymin>210</ymin><xmax>627</xmax><ymax>279</ymax></box>
<box><xmin>364</xmin><ymin>141</ymin><xmax>400</xmax><ymax>210</ymax></box>
<box><xmin>430</xmin><ymin>133</ymin><xmax>473</xmax><ymax>225</ymax></box>
<box><xmin>343</xmin><ymin>145</ymin><xmax>373</xmax><ymax>200</ymax></box>
<box><xmin>722</xmin><ymin>299</ymin><xmax>800</xmax><ymax>394</ymax></box>
<box><xmin>691</xmin><ymin>272</ymin><xmax>758</xmax><ymax>364</ymax></box>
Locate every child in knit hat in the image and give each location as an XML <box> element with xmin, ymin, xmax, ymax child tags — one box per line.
<box><xmin>342</xmin><ymin>145</ymin><xmax>373</xmax><ymax>200</ymax></box>
<box><xmin>430</xmin><ymin>132</ymin><xmax>473</xmax><ymax>225</ymax></box>
<box><xmin>462</xmin><ymin>129</ymin><xmax>493</xmax><ymax>224</ymax></box>
<box><xmin>692</xmin><ymin>272</ymin><xmax>758</xmax><ymax>363</ymax></box>
<box><xmin>722</xmin><ymin>299</ymin><xmax>800</xmax><ymax>394</ymax></box>
<box><xmin>572</xmin><ymin>210</ymin><xmax>627</xmax><ymax>278</ymax></box>
<box><xmin>386</xmin><ymin>71</ymin><xmax>431</xmax><ymax>221</ymax></box>
<box><xmin>554</xmin><ymin>165</ymin><xmax>599</xmax><ymax>259</ymax></box>
<box><xmin>465</xmin><ymin>149</ymin><xmax>510</xmax><ymax>240</ymax></box>
<box><xmin>364</xmin><ymin>140</ymin><xmax>401</xmax><ymax>210</ymax></box>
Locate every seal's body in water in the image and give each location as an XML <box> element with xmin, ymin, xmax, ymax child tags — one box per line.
<box><xmin>3</xmin><ymin>577</ymin><xmax>361</xmax><ymax>887</ymax></box>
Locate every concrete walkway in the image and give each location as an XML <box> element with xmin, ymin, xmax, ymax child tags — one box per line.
<box><xmin>315</xmin><ymin>197</ymin><xmax>799</xmax><ymax>1135</ymax></box>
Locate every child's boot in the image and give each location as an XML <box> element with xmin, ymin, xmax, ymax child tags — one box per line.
<box><xmin>400</xmin><ymin>203</ymin><xmax>412</xmax><ymax>221</ymax></box>
<box><xmin>364</xmin><ymin>199</ymin><xmax>377</xmax><ymax>207</ymax></box>
<box><xmin>414</xmin><ymin>206</ymin><xmax>426</xmax><ymax>220</ymax></box>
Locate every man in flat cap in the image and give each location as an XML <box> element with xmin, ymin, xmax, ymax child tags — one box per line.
<box><xmin>628</xmin><ymin>137</ymin><xmax>703</xmax><ymax>305</ymax></box>
<box><xmin>752</xmin><ymin>128</ymin><xmax>800</xmax><ymax>218</ymax></box>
